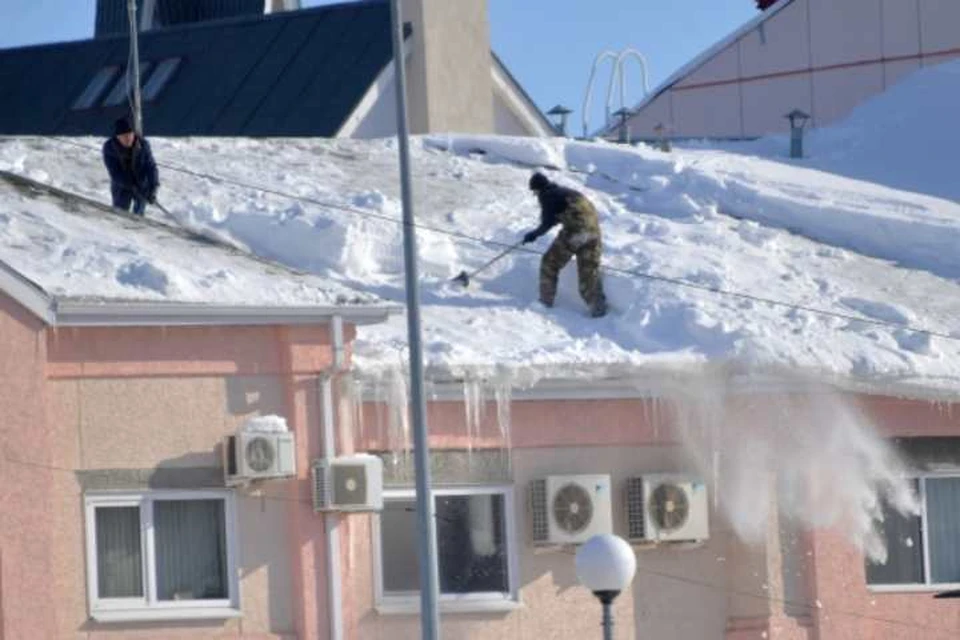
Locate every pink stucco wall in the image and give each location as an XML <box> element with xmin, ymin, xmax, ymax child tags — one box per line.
<box><xmin>350</xmin><ymin>389</ymin><xmax>960</xmax><ymax>640</ymax></box>
<box><xmin>807</xmin><ymin>529</ymin><xmax>960</xmax><ymax>639</ymax></box>
<box><xmin>0</xmin><ymin>292</ymin><xmax>56</xmax><ymax>640</ymax></box>
<box><xmin>39</xmin><ymin>320</ymin><xmax>345</xmax><ymax>639</ymax></box>
<box><xmin>7</xmin><ymin>280</ymin><xmax>960</xmax><ymax>639</ymax></box>
<box><xmin>627</xmin><ymin>0</ymin><xmax>960</xmax><ymax>139</ymax></box>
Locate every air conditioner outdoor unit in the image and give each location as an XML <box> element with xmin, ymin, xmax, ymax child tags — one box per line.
<box><xmin>530</xmin><ymin>474</ymin><xmax>613</xmax><ymax>545</ymax></box>
<box><xmin>312</xmin><ymin>454</ymin><xmax>384</xmax><ymax>512</ymax></box>
<box><xmin>626</xmin><ymin>474</ymin><xmax>709</xmax><ymax>543</ymax></box>
<box><xmin>223</xmin><ymin>430</ymin><xmax>296</xmax><ymax>486</ymax></box>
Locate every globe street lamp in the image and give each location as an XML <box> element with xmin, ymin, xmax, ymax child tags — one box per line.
<box><xmin>575</xmin><ymin>534</ymin><xmax>637</xmax><ymax>640</ymax></box>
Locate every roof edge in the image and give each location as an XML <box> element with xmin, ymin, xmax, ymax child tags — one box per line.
<box><xmin>53</xmin><ymin>300</ymin><xmax>402</xmax><ymax>328</ymax></box>
<box><xmin>354</xmin><ymin>360</ymin><xmax>960</xmax><ymax>404</ymax></box>
<box><xmin>0</xmin><ymin>259</ymin><xmax>56</xmax><ymax>325</ymax></box>
<box><xmin>491</xmin><ymin>52</ymin><xmax>554</xmax><ymax>135</ymax></box>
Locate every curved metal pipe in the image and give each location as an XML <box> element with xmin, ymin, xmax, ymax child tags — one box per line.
<box><xmin>606</xmin><ymin>48</ymin><xmax>650</xmax><ymax>121</ymax></box>
<box><xmin>581</xmin><ymin>50</ymin><xmax>618</xmax><ymax>138</ymax></box>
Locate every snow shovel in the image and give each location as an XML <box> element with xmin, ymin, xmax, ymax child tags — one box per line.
<box><xmin>452</xmin><ymin>240</ymin><xmax>524</xmax><ymax>287</ymax></box>
<box><xmin>149</xmin><ymin>198</ymin><xmax>175</xmax><ymax>219</ymax></box>
<box><xmin>132</xmin><ymin>187</ymin><xmax>174</xmax><ymax>219</ymax></box>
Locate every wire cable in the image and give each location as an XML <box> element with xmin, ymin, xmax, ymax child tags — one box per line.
<box><xmin>44</xmin><ymin>135</ymin><xmax>960</xmax><ymax>345</ymax></box>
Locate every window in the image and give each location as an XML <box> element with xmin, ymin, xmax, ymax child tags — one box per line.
<box><xmin>84</xmin><ymin>491</ymin><xmax>239</xmax><ymax>622</ymax></box>
<box><xmin>142</xmin><ymin>57</ymin><xmax>182</xmax><ymax>102</ymax></box>
<box><xmin>375</xmin><ymin>487</ymin><xmax>518</xmax><ymax>612</ymax></box>
<box><xmin>102</xmin><ymin>62</ymin><xmax>155</xmax><ymax>108</ymax></box>
<box><xmin>867</xmin><ymin>477</ymin><xmax>960</xmax><ymax>589</ymax></box>
<box><xmin>72</xmin><ymin>66</ymin><xmax>120</xmax><ymax>111</ymax></box>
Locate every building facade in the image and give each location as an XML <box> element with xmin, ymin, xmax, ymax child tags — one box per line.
<box><xmin>619</xmin><ymin>0</ymin><xmax>960</xmax><ymax>140</ymax></box>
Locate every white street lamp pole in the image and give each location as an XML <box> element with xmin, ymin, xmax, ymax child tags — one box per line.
<box><xmin>575</xmin><ymin>534</ymin><xmax>638</xmax><ymax>640</ymax></box>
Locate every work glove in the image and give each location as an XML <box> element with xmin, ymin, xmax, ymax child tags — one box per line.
<box><xmin>522</xmin><ymin>230</ymin><xmax>538</xmax><ymax>244</ymax></box>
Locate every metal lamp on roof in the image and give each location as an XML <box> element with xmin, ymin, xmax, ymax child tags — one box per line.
<box><xmin>785</xmin><ymin>108</ymin><xmax>811</xmax><ymax>158</ymax></box>
<box><xmin>575</xmin><ymin>534</ymin><xmax>637</xmax><ymax>640</ymax></box>
<box><xmin>547</xmin><ymin>104</ymin><xmax>573</xmax><ymax>137</ymax></box>
<box><xmin>612</xmin><ymin>107</ymin><xmax>634</xmax><ymax>144</ymax></box>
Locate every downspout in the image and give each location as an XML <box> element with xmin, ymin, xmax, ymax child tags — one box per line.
<box><xmin>320</xmin><ymin>315</ymin><xmax>346</xmax><ymax>640</ymax></box>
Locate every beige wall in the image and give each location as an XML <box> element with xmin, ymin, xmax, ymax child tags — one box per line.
<box><xmin>347</xmin><ymin>444</ymin><xmax>736</xmax><ymax>640</ymax></box>
<box><xmin>627</xmin><ymin>0</ymin><xmax>960</xmax><ymax>140</ymax></box>
<box><xmin>401</xmin><ymin>0</ymin><xmax>493</xmax><ymax>135</ymax></box>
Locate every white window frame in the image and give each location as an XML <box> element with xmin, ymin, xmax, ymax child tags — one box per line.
<box><xmin>868</xmin><ymin>473</ymin><xmax>960</xmax><ymax>592</ymax></box>
<box><xmin>84</xmin><ymin>490</ymin><xmax>241</xmax><ymax>623</ymax></box>
<box><xmin>373</xmin><ymin>485</ymin><xmax>521</xmax><ymax>614</ymax></box>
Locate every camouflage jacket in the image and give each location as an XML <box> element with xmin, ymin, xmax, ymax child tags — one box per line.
<box><xmin>528</xmin><ymin>182</ymin><xmax>601</xmax><ymax>248</ymax></box>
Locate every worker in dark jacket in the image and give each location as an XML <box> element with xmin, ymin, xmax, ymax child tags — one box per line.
<box><xmin>102</xmin><ymin>117</ymin><xmax>159</xmax><ymax>215</ymax></box>
<box><xmin>522</xmin><ymin>172</ymin><xmax>607</xmax><ymax>318</ymax></box>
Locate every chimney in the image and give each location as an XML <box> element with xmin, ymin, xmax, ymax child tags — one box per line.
<box><xmin>401</xmin><ymin>0</ymin><xmax>494</xmax><ymax>134</ymax></box>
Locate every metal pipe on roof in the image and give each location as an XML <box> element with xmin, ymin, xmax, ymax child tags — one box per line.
<box><xmin>582</xmin><ymin>50</ymin><xmax>618</xmax><ymax>138</ymax></box>
<box><xmin>127</xmin><ymin>0</ymin><xmax>144</xmax><ymax>135</ymax></box>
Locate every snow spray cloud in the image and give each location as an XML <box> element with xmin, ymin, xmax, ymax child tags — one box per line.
<box><xmin>666</xmin><ymin>368</ymin><xmax>919</xmax><ymax>563</ymax></box>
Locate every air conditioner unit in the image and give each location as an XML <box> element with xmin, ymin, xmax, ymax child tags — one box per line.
<box><xmin>626</xmin><ymin>474</ymin><xmax>709</xmax><ymax>543</ymax></box>
<box><xmin>530</xmin><ymin>474</ymin><xmax>613</xmax><ymax>545</ymax></box>
<box><xmin>223</xmin><ymin>431</ymin><xmax>296</xmax><ymax>486</ymax></box>
<box><xmin>312</xmin><ymin>455</ymin><xmax>384</xmax><ymax>512</ymax></box>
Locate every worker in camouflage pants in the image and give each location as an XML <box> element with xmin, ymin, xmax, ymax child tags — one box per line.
<box><xmin>522</xmin><ymin>172</ymin><xmax>607</xmax><ymax>318</ymax></box>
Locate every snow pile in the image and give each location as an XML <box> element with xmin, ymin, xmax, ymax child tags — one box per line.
<box><xmin>2</xmin><ymin>130</ymin><xmax>960</xmax><ymax>395</ymax></box>
<box><xmin>241</xmin><ymin>415</ymin><xmax>289</xmax><ymax>433</ymax></box>
<box><xmin>0</xmin><ymin>171</ymin><xmax>379</xmax><ymax>307</ymax></box>
<box><xmin>717</xmin><ymin>58</ymin><xmax>960</xmax><ymax>203</ymax></box>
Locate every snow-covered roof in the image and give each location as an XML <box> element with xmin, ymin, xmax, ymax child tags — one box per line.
<box><xmin>0</xmin><ymin>169</ymin><xmax>397</xmax><ymax>327</ymax></box>
<box><xmin>598</xmin><ymin>0</ymin><xmax>796</xmax><ymax>136</ymax></box>
<box><xmin>2</xmin><ymin>96</ymin><xmax>960</xmax><ymax>395</ymax></box>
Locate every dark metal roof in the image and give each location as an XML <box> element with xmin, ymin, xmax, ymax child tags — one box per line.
<box><xmin>0</xmin><ymin>1</ymin><xmax>397</xmax><ymax>137</ymax></box>
<box><xmin>96</xmin><ymin>0</ymin><xmax>266</xmax><ymax>38</ymax></box>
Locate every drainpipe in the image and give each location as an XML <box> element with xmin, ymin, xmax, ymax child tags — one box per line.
<box><xmin>320</xmin><ymin>315</ymin><xmax>346</xmax><ymax>640</ymax></box>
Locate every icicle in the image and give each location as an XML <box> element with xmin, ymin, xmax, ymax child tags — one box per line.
<box><xmin>462</xmin><ymin>377</ymin><xmax>484</xmax><ymax>466</ymax></box>
<box><xmin>353</xmin><ymin>375</ymin><xmax>366</xmax><ymax>445</ymax></box>
<box><xmin>386</xmin><ymin>367</ymin><xmax>411</xmax><ymax>478</ymax></box>
<box><xmin>493</xmin><ymin>373</ymin><xmax>514</xmax><ymax>475</ymax></box>
<box><xmin>712</xmin><ymin>449</ymin><xmax>721</xmax><ymax>512</ymax></box>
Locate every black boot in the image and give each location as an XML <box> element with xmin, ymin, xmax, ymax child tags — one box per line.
<box><xmin>590</xmin><ymin>302</ymin><xmax>607</xmax><ymax>318</ymax></box>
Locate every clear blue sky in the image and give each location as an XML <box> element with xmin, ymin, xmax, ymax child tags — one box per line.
<box><xmin>0</xmin><ymin>0</ymin><xmax>757</xmax><ymax>131</ymax></box>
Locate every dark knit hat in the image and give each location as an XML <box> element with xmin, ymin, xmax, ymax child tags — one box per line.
<box><xmin>114</xmin><ymin>117</ymin><xmax>134</xmax><ymax>136</ymax></box>
<box><xmin>529</xmin><ymin>171</ymin><xmax>550</xmax><ymax>192</ymax></box>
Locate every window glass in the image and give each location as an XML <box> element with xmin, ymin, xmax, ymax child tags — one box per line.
<box><xmin>102</xmin><ymin>62</ymin><xmax>154</xmax><ymax>108</ymax></box>
<box><xmin>381</xmin><ymin>499</ymin><xmax>421</xmax><ymax>592</ymax></box>
<box><xmin>87</xmin><ymin>492</ymin><xmax>234</xmax><ymax>620</ymax></box>
<box><xmin>154</xmin><ymin>499</ymin><xmax>228</xmax><ymax>601</ymax></box>
<box><xmin>381</xmin><ymin>492</ymin><xmax>511</xmax><ymax>598</ymax></box>
<box><xmin>436</xmin><ymin>494</ymin><xmax>509</xmax><ymax>594</ymax></box>
<box><xmin>142</xmin><ymin>58</ymin><xmax>182</xmax><ymax>102</ymax></box>
<box><xmin>72</xmin><ymin>66</ymin><xmax>120</xmax><ymax>110</ymax></box>
<box><xmin>95</xmin><ymin>506</ymin><xmax>144</xmax><ymax>598</ymax></box>
<box><xmin>926</xmin><ymin>477</ymin><xmax>960</xmax><ymax>584</ymax></box>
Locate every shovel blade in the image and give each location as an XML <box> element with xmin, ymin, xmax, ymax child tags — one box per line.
<box><xmin>452</xmin><ymin>271</ymin><xmax>470</xmax><ymax>287</ymax></box>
